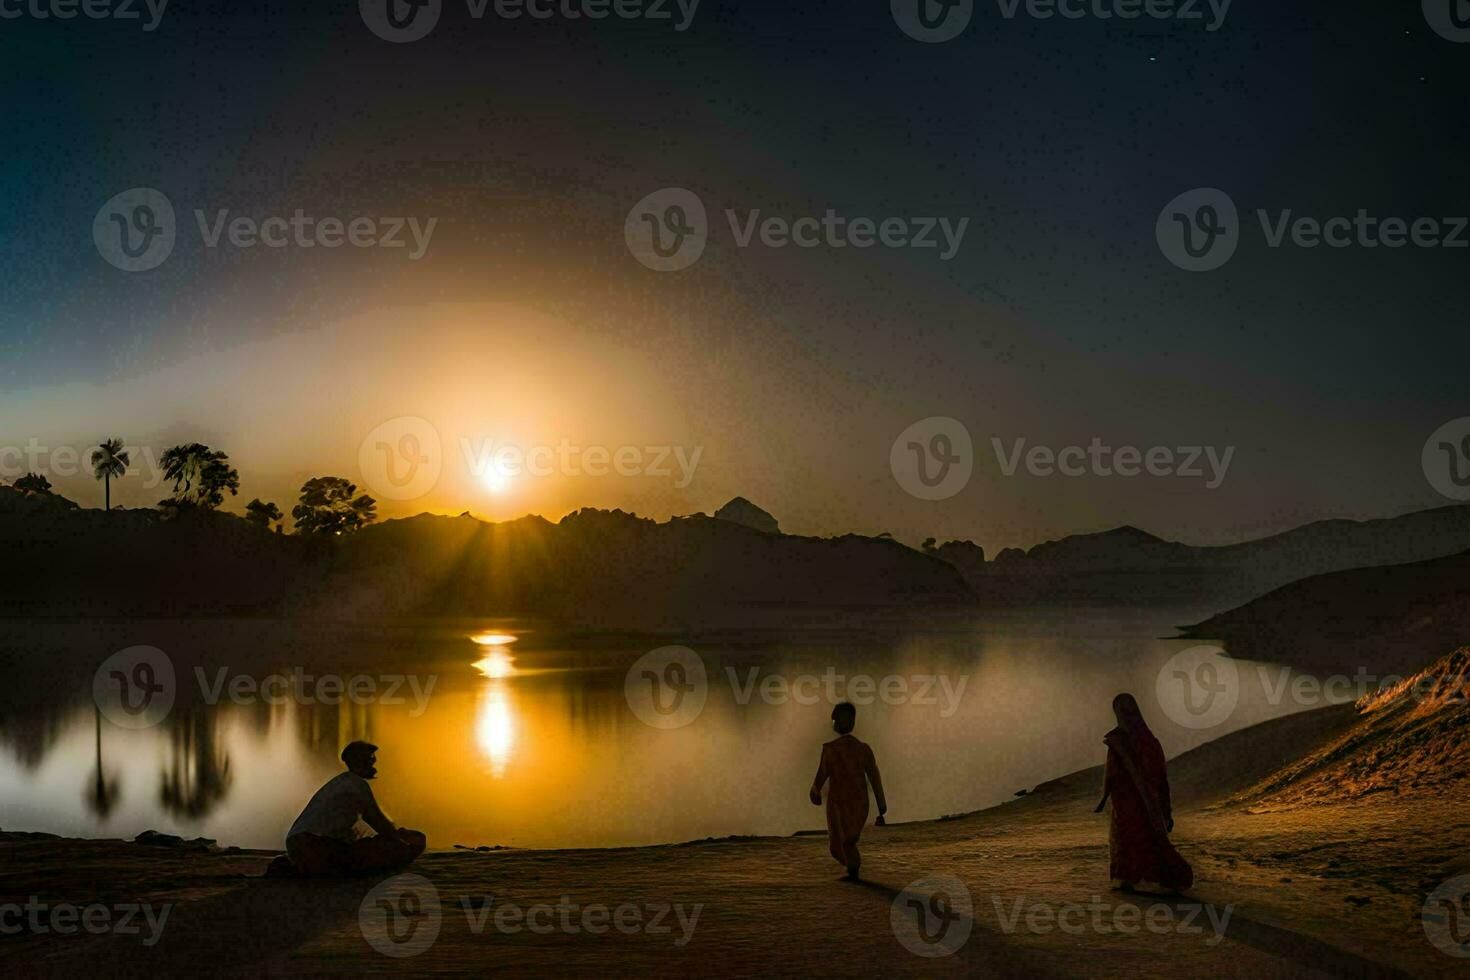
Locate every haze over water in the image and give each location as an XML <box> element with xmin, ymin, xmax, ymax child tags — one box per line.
<box><xmin>0</xmin><ymin>609</ymin><xmax>1326</xmax><ymax>850</ymax></box>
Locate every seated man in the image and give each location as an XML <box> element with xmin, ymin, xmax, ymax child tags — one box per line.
<box><xmin>281</xmin><ymin>740</ymin><xmax>426</xmax><ymax>877</ymax></box>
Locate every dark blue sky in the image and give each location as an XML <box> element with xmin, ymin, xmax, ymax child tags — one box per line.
<box><xmin>1</xmin><ymin>0</ymin><xmax>1467</xmax><ymax>548</ymax></box>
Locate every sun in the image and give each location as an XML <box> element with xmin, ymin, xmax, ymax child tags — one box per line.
<box><xmin>480</xmin><ymin>464</ymin><xmax>514</xmax><ymax>495</ymax></box>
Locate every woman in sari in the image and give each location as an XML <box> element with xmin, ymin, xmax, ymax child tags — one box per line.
<box><xmin>1094</xmin><ymin>693</ymin><xmax>1193</xmax><ymax>893</ymax></box>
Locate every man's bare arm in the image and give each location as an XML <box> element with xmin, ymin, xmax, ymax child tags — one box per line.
<box><xmin>362</xmin><ymin>792</ymin><xmax>401</xmax><ymax>839</ymax></box>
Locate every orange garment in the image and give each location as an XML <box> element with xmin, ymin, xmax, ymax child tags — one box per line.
<box><xmin>811</xmin><ymin>734</ymin><xmax>880</xmax><ymax>869</ymax></box>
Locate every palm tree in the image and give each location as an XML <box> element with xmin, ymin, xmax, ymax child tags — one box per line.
<box><xmin>91</xmin><ymin>438</ymin><xmax>130</xmax><ymax>512</ymax></box>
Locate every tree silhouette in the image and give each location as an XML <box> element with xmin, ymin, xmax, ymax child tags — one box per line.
<box><xmin>159</xmin><ymin>443</ymin><xmax>239</xmax><ymax>511</ymax></box>
<box><xmin>244</xmin><ymin>498</ymin><xmax>284</xmax><ymax>530</ymax></box>
<box><xmin>292</xmin><ymin>476</ymin><xmax>377</xmax><ymax>535</ymax></box>
<box><xmin>91</xmin><ymin>438</ymin><xmax>130</xmax><ymax>511</ymax></box>
<box><xmin>13</xmin><ymin>472</ymin><xmax>53</xmax><ymax>494</ymax></box>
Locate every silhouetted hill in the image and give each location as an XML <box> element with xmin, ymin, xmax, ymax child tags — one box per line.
<box><xmin>0</xmin><ymin>502</ymin><xmax>307</xmax><ymax>618</ymax></box>
<box><xmin>1024</xmin><ymin>524</ymin><xmax>1185</xmax><ymax>567</ymax></box>
<box><xmin>7</xmin><ymin>498</ymin><xmax>1470</xmax><ymax>629</ymax></box>
<box><xmin>0</xmin><ymin>505</ymin><xmax>972</xmax><ymax>627</ymax></box>
<box><xmin>303</xmin><ymin>509</ymin><xmax>973</xmax><ymax>626</ymax></box>
<box><xmin>713</xmin><ymin>496</ymin><xmax>779</xmax><ymax>534</ymax></box>
<box><xmin>1179</xmin><ymin>551</ymin><xmax>1470</xmax><ymax>673</ymax></box>
<box><xmin>952</xmin><ymin>505</ymin><xmax>1470</xmax><ymax>608</ymax></box>
<box><xmin>929</xmin><ymin>540</ymin><xmax>985</xmax><ymax>582</ymax></box>
<box><xmin>0</xmin><ymin>484</ymin><xmax>79</xmax><ymax>514</ymax></box>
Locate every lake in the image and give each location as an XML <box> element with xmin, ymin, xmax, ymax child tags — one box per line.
<box><xmin>0</xmin><ymin>608</ymin><xmax>1341</xmax><ymax>850</ymax></box>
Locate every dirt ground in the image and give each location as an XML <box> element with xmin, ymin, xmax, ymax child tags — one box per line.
<box><xmin>2</xmin><ymin>703</ymin><xmax>1465</xmax><ymax>977</ymax></box>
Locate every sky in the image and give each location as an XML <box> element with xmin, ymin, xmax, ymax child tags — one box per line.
<box><xmin>1</xmin><ymin>0</ymin><xmax>1468</xmax><ymax>552</ymax></box>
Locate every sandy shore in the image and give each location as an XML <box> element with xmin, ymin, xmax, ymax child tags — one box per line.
<box><xmin>2</xmin><ymin>703</ymin><xmax>1464</xmax><ymax>978</ymax></box>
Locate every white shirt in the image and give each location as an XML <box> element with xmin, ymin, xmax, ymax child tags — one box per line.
<box><xmin>288</xmin><ymin>771</ymin><xmax>376</xmax><ymax>841</ymax></box>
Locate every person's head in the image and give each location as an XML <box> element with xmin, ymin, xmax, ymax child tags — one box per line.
<box><xmin>341</xmin><ymin>740</ymin><xmax>379</xmax><ymax>779</ymax></box>
<box><xmin>1112</xmin><ymin>693</ymin><xmax>1147</xmax><ymax>731</ymax></box>
<box><xmin>831</xmin><ymin>702</ymin><xmax>856</xmax><ymax>735</ymax></box>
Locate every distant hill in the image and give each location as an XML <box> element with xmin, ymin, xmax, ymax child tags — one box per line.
<box><xmin>300</xmin><ymin>508</ymin><xmax>972</xmax><ymax>627</ymax></box>
<box><xmin>0</xmin><ymin>501</ymin><xmax>972</xmax><ymax>627</ymax></box>
<box><xmin>0</xmin><ymin>484</ymin><xmax>79</xmax><ymax>515</ymax></box>
<box><xmin>713</xmin><ymin>496</ymin><xmax>779</xmax><ymax>534</ymax></box>
<box><xmin>1179</xmin><ymin>550</ymin><xmax>1470</xmax><ymax>673</ymax></box>
<box><xmin>7</xmin><ymin>488</ymin><xmax>1470</xmax><ymax>629</ymax></box>
<box><xmin>951</xmin><ymin>505</ymin><xmax>1470</xmax><ymax>609</ymax></box>
<box><xmin>0</xmin><ymin>488</ymin><xmax>309</xmax><ymax>619</ymax></box>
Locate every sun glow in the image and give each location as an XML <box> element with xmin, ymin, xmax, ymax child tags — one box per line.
<box><xmin>480</xmin><ymin>463</ymin><xmax>515</xmax><ymax>495</ymax></box>
<box><xmin>470</xmin><ymin>632</ymin><xmax>518</xmax><ymax>646</ymax></box>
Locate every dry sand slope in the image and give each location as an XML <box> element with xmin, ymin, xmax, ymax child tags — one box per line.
<box><xmin>5</xmin><ymin>651</ymin><xmax>1470</xmax><ymax>977</ymax></box>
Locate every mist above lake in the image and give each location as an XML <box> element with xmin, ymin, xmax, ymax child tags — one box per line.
<box><xmin>0</xmin><ymin>608</ymin><xmax>1330</xmax><ymax>850</ymax></box>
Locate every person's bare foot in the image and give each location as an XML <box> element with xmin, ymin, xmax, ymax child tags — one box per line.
<box><xmin>842</xmin><ymin>865</ymin><xmax>861</xmax><ymax>881</ymax></box>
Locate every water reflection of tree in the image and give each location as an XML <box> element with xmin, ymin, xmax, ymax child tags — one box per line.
<box><xmin>84</xmin><ymin>705</ymin><xmax>122</xmax><ymax>819</ymax></box>
<box><xmin>158</xmin><ymin>709</ymin><xmax>233</xmax><ymax>820</ymax></box>
<box><xmin>0</xmin><ymin>707</ymin><xmax>65</xmax><ymax>770</ymax></box>
<box><xmin>296</xmin><ymin>697</ymin><xmax>375</xmax><ymax>761</ymax></box>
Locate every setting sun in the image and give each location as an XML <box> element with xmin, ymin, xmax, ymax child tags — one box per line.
<box><xmin>481</xmin><ymin>465</ymin><xmax>513</xmax><ymax>495</ymax></box>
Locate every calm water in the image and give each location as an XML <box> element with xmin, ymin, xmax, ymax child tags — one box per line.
<box><xmin>0</xmin><ymin>610</ymin><xmax>1333</xmax><ymax>850</ymax></box>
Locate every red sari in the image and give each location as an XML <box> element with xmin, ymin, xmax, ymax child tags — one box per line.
<box><xmin>1104</xmin><ymin>725</ymin><xmax>1193</xmax><ymax>891</ymax></box>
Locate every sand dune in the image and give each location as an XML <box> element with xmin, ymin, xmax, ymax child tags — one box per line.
<box><xmin>1233</xmin><ymin>648</ymin><xmax>1470</xmax><ymax>812</ymax></box>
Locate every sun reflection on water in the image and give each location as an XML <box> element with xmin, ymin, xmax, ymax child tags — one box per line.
<box><xmin>475</xmin><ymin>684</ymin><xmax>516</xmax><ymax>779</ymax></box>
<box><xmin>469</xmin><ymin>632</ymin><xmax>520</xmax><ymax>777</ymax></box>
<box><xmin>472</xmin><ymin>650</ymin><xmax>517</xmax><ymax>679</ymax></box>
